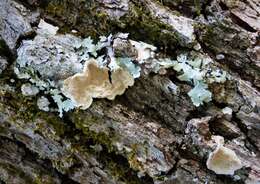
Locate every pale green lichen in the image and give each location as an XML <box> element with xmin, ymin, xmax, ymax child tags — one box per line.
<box><xmin>74</xmin><ymin>36</ymin><xmax>99</xmax><ymax>60</ymax></box>
<box><xmin>173</xmin><ymin>54</ymin><xmax>204</xmax><ymax>82</ymax></box>
<box><xmin>117</xmin><ymin>57</ymin><xmax>141</xmax><ymax>79</ymax></box>
<box><xmin>154</xmin><ymin>53</ymin><xmax>228</xmax><ymax>106</ymax></box>
<box><xmin>50</xmin><ymin>89</ymin><xmax>76</xmax><ymax>117</ymax></box>
<box><xmin>37</xmin><ymin>96</ymin><xmax>50</xmax><ymax>112</ymax></box>
<box><xmin>188</xmin><ymin>81</ymin><xmax>212</xmax><ymax>107</ymax></box>
<box><xmin>15</xmin><ymin>20</ymin><xmax>141</xmax><ymax>117</ymax></box>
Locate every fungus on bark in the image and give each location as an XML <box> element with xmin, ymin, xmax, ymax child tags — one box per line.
<box><xmin>206</xmin><ymin>137</ymin><xmax>243</xmax><ymax>175</ymax></box>
<box><xmin>62</xmin><ymin>59</ymin><xmax>134</xmax><ymax>109</ymax></box>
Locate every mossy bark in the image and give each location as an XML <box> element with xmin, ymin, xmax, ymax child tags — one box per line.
<box><xmin>0</xmin><ymin>0</ymin><xmax>259</xmax><ymax>183</ymax></box>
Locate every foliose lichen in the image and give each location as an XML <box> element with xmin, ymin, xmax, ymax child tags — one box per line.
<box><xmin>150</xmin><ymin>53</ymin><xmax>228</xmax><ymax>106</ymax></box>
<box><xmin>37</xmin><ymin>96</ymin><xmax>50</xmax><ymax>112</ymax></box>
<box><xmin>15</xmin><ymin>19</ymin><xmax>229</xmax><ymax>117</ymax></box>
<box><xmin>15</xmin><ymin>20</ymin><xmax>141</xmax><ymax>117</ymax></box>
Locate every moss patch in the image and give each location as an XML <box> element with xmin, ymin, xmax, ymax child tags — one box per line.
<box><xmin>70</xmin><ymin>111</ymin><xmax>116</xmax><ymax>152</ymax></box>
<box><xmin>41</xmin><ymin>0</ymin><xmax>181</xmax><ymax>54</ymax></box>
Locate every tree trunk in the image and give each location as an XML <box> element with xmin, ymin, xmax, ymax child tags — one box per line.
<box><xmin>0</xmin><ymin>0</ymin><xmax>259</xmax><ymax>183</ymax></box>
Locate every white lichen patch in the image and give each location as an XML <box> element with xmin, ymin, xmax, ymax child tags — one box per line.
<box><xmin>130</xmin><ymin>40</ymin><xmax>156</xmax><ymax>62</ymax></box>
<box><xmin>207</xmin><ymin>137</ymin><xmax>243</xmax><ymax>175</ymax></box>
<box><xmin>21</xmin><ymin>83</ymin><xmax>39</xmax><ymax>96</ymax></box>
<box><xmin>62</xmin><ymin>59</ymin><xmax>134</xmax><ymax>109</ymax></box>
<box><xmin>37</xmin><ymin>96</ymin><xmax>50</xmax><ymax>112</ymax></box>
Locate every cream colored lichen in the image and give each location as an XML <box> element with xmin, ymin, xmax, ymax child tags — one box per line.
<box><xmin>206</xmin><ymin>136</ymin><xmax>242</xmax><ymax>175</ymax></box>
<box><xmin>62</xmin><ymin>59</ymin><xmax>134</xmax><ymax>109</ymax></box>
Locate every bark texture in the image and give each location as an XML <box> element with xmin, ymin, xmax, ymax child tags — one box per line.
<box><xmin>0</xmin><ymin>0</ymin><xmax>259</xmax><ymax>183</ymax></box>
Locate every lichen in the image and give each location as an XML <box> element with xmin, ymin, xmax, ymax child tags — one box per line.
<box><xmin>14</xmin><ymin>20</ymin><xmax>139</xmax><ymax>116</ymax></box>
<box><xmin>15</xmin><ymin>19</ymin><xmax>229</xmax><ymax>117</ymax></box>
<box><xmin>37</xmin><ymin>96</ymin><xmax>50</xmax><ymax>112</ymax></box>
<box><xmin>50</xmin><ymin>89</ymin><xmax>76</xmax><ymax>117</ymax></box>
<box><xmin>222</xmin><ymin>107</ymin><xmax>233</xmax><ymax>115</ymax></box>
<box><xmin>150</xmin><ymin>53</ymin><xmax>228</xmax><ymax>106</ymax></box>
<box><xmin>21</xmin><ymin>83</ymin><xmax>39</xmax><ymax>96</ymax></box>
<box><xmin>117</xmin><ymin>57</ymin><xmax>141</xmax><ymax>79</ymax></box>
<box><xmin>188</xmin><ymin>81</ymin><xmax>212</xmax><ymax>107</ymax></box>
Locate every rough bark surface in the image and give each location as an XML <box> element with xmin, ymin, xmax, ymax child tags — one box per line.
<box><xmin>0</xmin><ymin>0</ymin><xmax>259</xmax><ymax>184</ymax></box>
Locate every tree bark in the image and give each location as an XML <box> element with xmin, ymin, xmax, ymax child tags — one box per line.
<box><xmin>0</xmin><ymin>0</ymin><xmax>259</xmax><ymax>183</ymax></box>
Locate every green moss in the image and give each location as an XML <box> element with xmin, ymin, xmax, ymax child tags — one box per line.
<box><xmin>194</xmin><ymin>0</ymin><xmax>201</xmax><ymax>15</ymax></box>
<box><xmin>51</xmin><ymin>155</ymin><xmax>75</xmax><ymax>174</ymax></box>
<box><xmin>71</xmin><ymin>111</ymin><xmax>116</xmax><ymax>152</ymax></box>
<box><xmin>107</xmin><ymin>159</ymin><xmax>145</xmax><ymax>184</ymax></box>
<box><xmin>44</xmin><ymin>0</ymin><xmax>112</xmax><ymax>39</ymax></box>
<box><xmin>4</xmin><ymin>93</ymin><xmax>37</xmax><ymax>123</ymax></box>
<box><xmin>42</xmin><ymin>0</ymin><xmax>181</xmax><ymax>53</ymax></box>
<box><xmin>116</xmin><ymin>2</ymin><xmax>180</xmax><ymax>52</ymax></box>
<box><xmin>0</xmin><ymin>80</ymin><xmax>65</xmax><ymax>139</ymax></box>
<box><xmin>35</xmin><ymin>112</ymin><xmax>65</xmax><ymax>137</ymax></box>
<box><xmin>127</xmin><ymin>143</ymin><xmax>147</xmax><ymax>173</ymax></box>
<box><xmin>34</xmin><ymin>174</ymin><xmax>58</xmax><ymax>184</ymax></box>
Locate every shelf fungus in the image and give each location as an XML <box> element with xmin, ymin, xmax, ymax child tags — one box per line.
<box><xmin>206</xmin><ymin>137</ymin><xmax>243</xmax><ymax>175</ymax></box>
<box><xmin>62</xmin><ymin>59</ymin><xmax>134</xmax><ymax>109</ymax></box>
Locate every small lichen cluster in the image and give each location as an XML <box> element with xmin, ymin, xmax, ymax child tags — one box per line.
<box><xmin>171</xmin><ymin>53</ymin><xmax>227</xmax><ymax>106</ymax></box>
<box><xmin>148</xmin><ymin>53</ymin><xmax>228</xmax><ymax>106</ymax></box>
